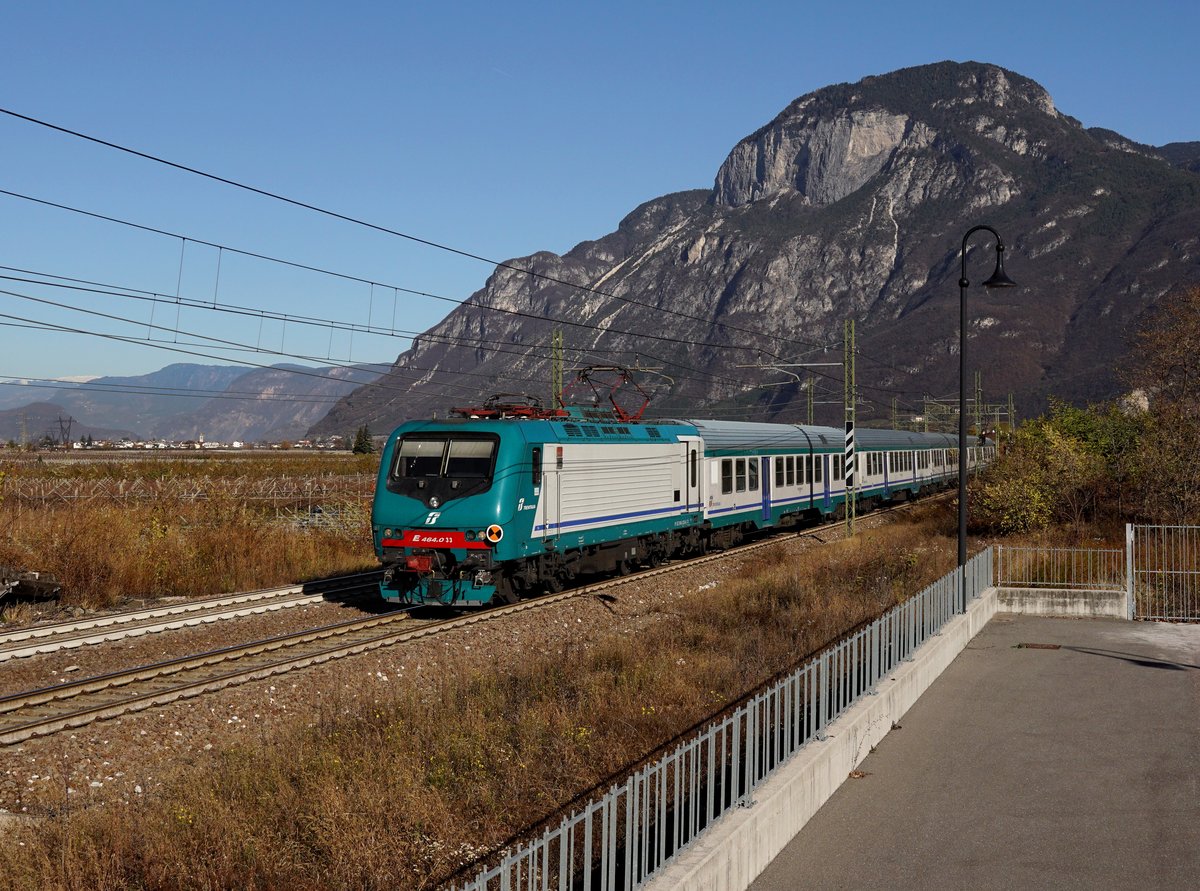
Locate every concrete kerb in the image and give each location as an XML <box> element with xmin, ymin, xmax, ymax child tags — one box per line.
<box><xmin>643</xmin><ymin>587</ymin><xmax>1001</xmax><ymax>891</ymax></box>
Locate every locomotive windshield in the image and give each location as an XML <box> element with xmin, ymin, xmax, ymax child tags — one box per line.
<box><xmin>389</xmin><ymin>434</ymin><xmax>499</xmax><ymax>501</ymax></box>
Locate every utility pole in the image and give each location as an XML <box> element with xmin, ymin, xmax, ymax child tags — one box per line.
<box><xmin>844</xmin><ymin>319</ymin><xmax>856</xmax><ymax>536</ymax></box>
<box><xmin>550</xmin><ymin>329</ymin><xmax>564</xmax><ymax>409</ymax></box>
<box><xmin>807</xmin><ymin>375</ymin><xmax>814</xmax><ymax>425</ymax></box>
<box><xmin>892</xmin><ymin>397</ymin><xmax>898</xmax><ymax>431</ymax></box>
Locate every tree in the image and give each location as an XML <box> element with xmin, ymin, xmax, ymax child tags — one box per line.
<box><xmin>1126</xmin><ymin>284</ymin><xmax>1200</xmax><ymax>412</ymax></box>
<box><xmin>1123</xmin><ymin>285</ymin><xmax>1200</xmax><ymax>523</ymax></box>
<box><xmin>352</xmin><ymin>425</ymin><xmax>375</xmax><ymax>455</ymax></box>
<box><xmin>970</xmin><ymin>400</ymin><xmax>1139</xmax><ymax>533</ymax></box>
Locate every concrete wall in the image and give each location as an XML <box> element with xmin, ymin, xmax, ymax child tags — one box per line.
<box><xmin>997</xmin><ymin>586</ymin><xmax>1128</xmax><ymax>619</ymax></box>
<box><xmin>644</xmin><ymin>587</ymin><xmax>1001</xmax><ymax>891</ymax></box>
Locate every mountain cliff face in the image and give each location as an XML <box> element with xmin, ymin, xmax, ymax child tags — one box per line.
<box><xmin>312</xmin><ymin>61</ymin><xmax>1200</xmax><ymax>433</ymax></box>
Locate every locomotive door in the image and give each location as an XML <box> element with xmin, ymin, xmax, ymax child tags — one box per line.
<box><xmin>541</xmin><ymin>445</ymin><xmax>562</xmax><ymax>541</ymax></box>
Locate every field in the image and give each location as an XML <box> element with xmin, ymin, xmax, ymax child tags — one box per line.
<box><xmin>0</xmin><ymin>501</ymin><xmax>971</xmax><ymax>890</ymax></box>
<box><xmin>0</xmin><ymin>452</ymin><xmax>380</xmax><ymax>613</ymax></box>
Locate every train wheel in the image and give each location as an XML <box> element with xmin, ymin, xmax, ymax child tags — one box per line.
<box><xmin>490</xmin><ymin>577</ymin><xmax>519</xmax><ymax>606</ymax></box>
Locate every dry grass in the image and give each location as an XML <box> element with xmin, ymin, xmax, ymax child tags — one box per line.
<box><xmin>0</xmin><ymin>507</ymin><xmax>957</xmax><ymax>890</ymax></box>
<box><xmin>0</xmin><ymin>454</ymin><xmax>378</xmax><ymax>611</ymax></box>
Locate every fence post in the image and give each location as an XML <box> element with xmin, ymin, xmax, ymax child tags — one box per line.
<box><xmin>1125</xmin><ymin>523</ymin><xmax>1135</xmax><ymax>621</ymax></box>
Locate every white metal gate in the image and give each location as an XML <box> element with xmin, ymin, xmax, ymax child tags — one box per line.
<box><xmin>1128</xmin><ymin>524</ymin><xmax>1200</xmax><ymax>622</ymax></box>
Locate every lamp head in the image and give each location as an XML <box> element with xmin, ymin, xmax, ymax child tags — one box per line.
<box><xmin>982</xmin><ymin>243</ymin><xmax>1017</xmax><ymax>289</ymax></box>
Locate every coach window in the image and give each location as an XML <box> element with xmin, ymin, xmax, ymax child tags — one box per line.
<box><xmin>785</xmin><ymin>456</ymin><xmax>795</xmax><ymax>486</ymax></box>
<box><xmin>721</xmin><ymin>459</ymin><xmax>733</xmax><ymax>494</ymax></box>
<box><xmin>748</xmin><ymin>459</ymin><xmax>759</xmax><ymax>490</ymax></box>
<box><xmin>814</xmin><ymin>456</ymin><xmax>823</xmax><ymax>483</ymax></box>
<box><xmin>735</xmin><ymin>458</ymin><xmax>747</xmax><ymax>492</ymax></box>
<box><xmin>775</xmin><ymin>457</ymin><xmax>784</xmax><ymax>487</ymax></box>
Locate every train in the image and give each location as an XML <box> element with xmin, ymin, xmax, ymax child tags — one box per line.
<box><xmin>370</xmin><ymin>405</ymin><xmax>994</xmax><ymax>606</ymax></box>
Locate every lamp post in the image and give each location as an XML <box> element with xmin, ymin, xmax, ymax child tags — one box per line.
<box><xmin>958</xmin><ymin>225</ymin><xmax>1016</xmax><ymax>610</ymax></box>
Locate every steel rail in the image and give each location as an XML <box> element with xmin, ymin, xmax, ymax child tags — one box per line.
<box><xmin>0</xmin><ymin>496</ymin><xmax>938</xmax><ymax>746</ymax></box>
<box><xmin>0</xmin><ymin>571</ymin><xmax>381</xmax><ymax>662</ymax></box>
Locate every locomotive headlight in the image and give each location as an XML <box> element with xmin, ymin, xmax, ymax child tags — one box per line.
<box><xmin>465</xmin><ymin>530</ymin><xmax>477</xmax><ymax>541</ymax></box>
<box><xmin>383</xmin><ymin>528</ymin><xmax>393</xmax><ymax>538</ymax></box>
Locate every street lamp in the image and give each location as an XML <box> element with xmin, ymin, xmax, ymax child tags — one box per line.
<box><xmin>958</xmin><ymin>225</ymin><xmax>1016</xmax><ymax>610</ymax></box>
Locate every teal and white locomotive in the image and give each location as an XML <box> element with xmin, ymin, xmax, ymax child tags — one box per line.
<box><xmin>371</xmin><ymin>405</ymin><xmax>991</xmax><ymax>606</ymax></box>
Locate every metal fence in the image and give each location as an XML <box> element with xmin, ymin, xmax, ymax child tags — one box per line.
<box><xmin>994</xmin><ymin>545</ymin><xmax>1126</xmax><ymax>592</ymax></box>
<box><xmin>452</xmin><ymin>550</ymin><xmax>994</xmax><ymax>891</ymax></box>
<box><xmin>1129</xmin><ymin>525</ymin><xmax>1200</xmax><ymax>622</ymax></box>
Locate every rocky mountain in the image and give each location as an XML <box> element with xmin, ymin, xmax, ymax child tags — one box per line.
<box><xmin>1</xmin><ymin>363</ymin><xmax>381</xmax><ymax>443</ymax></box>
<box><xmin>311</xmin><ymin>61</ymin><xmax>1200</xmax><ymax>434</ymax></box>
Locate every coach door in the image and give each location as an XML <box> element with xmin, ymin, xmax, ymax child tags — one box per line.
<box><xmin>822</xmin><ymin>455</ymin><xmax>831</xmax><ymax>510</ymax></box>
<box><xmin>679</xmin><ymin>436</ymin><xmax>702</xmax><ymax>512</ymax></box>
<box><xmin>760</xmin><ymin>457</ymin><xmax>772</xmax><ymax>521</ymax></box>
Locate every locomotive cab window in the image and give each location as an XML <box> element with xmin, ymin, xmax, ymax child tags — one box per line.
<box><xmin>390</xmin><ymin>434</ymin><xmax>499</xmax><ymax>502</ymax></box>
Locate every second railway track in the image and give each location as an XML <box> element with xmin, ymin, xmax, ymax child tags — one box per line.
<box><xmin>0</xmin><ymin>570</ymin><xmax>381</xmax><ymax>662</ymax></box>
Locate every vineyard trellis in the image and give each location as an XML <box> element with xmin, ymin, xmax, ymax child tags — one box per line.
<box><xmin>1</xmin><ymin>474</ymin><xmax>376</xmax><ymax>518</ymax></box>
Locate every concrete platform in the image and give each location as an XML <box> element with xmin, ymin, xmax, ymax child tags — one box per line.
<box><xmin>750</xmin><ymin>614</ymin><xmax>1200</xmax><ymax>891</ymax></box>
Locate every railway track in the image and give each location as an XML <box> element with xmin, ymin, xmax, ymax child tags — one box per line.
<box><xmin>0</xmin><ymin>497</ymin><xmax>935</xmax><ymax>747</ymax></box>
<box><xmin>0</xmin><ymin>571</ymin><xmax>381</xmax><ymax>662</ymax></box>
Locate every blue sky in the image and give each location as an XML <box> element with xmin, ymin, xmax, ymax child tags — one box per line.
<box><xmin>1</xmin><ymin>0</ymin><xmax>1197</xmax><ymax>383</ymax></box>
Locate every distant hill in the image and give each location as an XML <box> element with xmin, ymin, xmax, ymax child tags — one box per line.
<box><xmin>0</xmin><ymin>362</ymin><xmax>383</xmax><ymax>442</ymax></box>
<box><xmin>154</xmin><ymin>364</ymin><xmax>380</xmax><ymax>442</ymax></box>
<box><xmin>0</xmin><ymin>402</ymin><xmax>136</xmax><ymax>444</ymax></box>
<box><xmin>311</xmin><ymin>61</ymin><xmax>1200</xmax><ymax>433</ymax></box>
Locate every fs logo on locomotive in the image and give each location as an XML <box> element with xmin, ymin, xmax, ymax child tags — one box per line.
<box><xmin>424</xmin><ymin>512</ymin><xmax>441</xmax><ymax>525</ymax></box>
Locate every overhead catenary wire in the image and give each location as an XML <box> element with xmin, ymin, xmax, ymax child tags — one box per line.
<box><xmin>1</xmin><ymin>187</ymin><xmax>930</xmax><ymax>412</ymax></box>
<box><xmin>0</xmin><ymin>112</ymin><xmax>841</xmax><ymax>355</ymax></box>
<box><xmin>0</xmin><ymin>292</ymin><xmax>579</xmax><ymax>403</ymax></box>
<box><xmin>0</xmin><ymin>268</ymin><xmax>764</xmax><ymax>396</ymax></box>
<box><xmin>0</xmin><ymin>185</ymin><xmax>817</xmax><ymax>368</ymax></box>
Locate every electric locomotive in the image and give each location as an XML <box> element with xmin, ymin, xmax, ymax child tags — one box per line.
<box><xmin>372</xmin><ymin>406</ymin><xmax>703</xmax><ymax>605</ymax></box>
